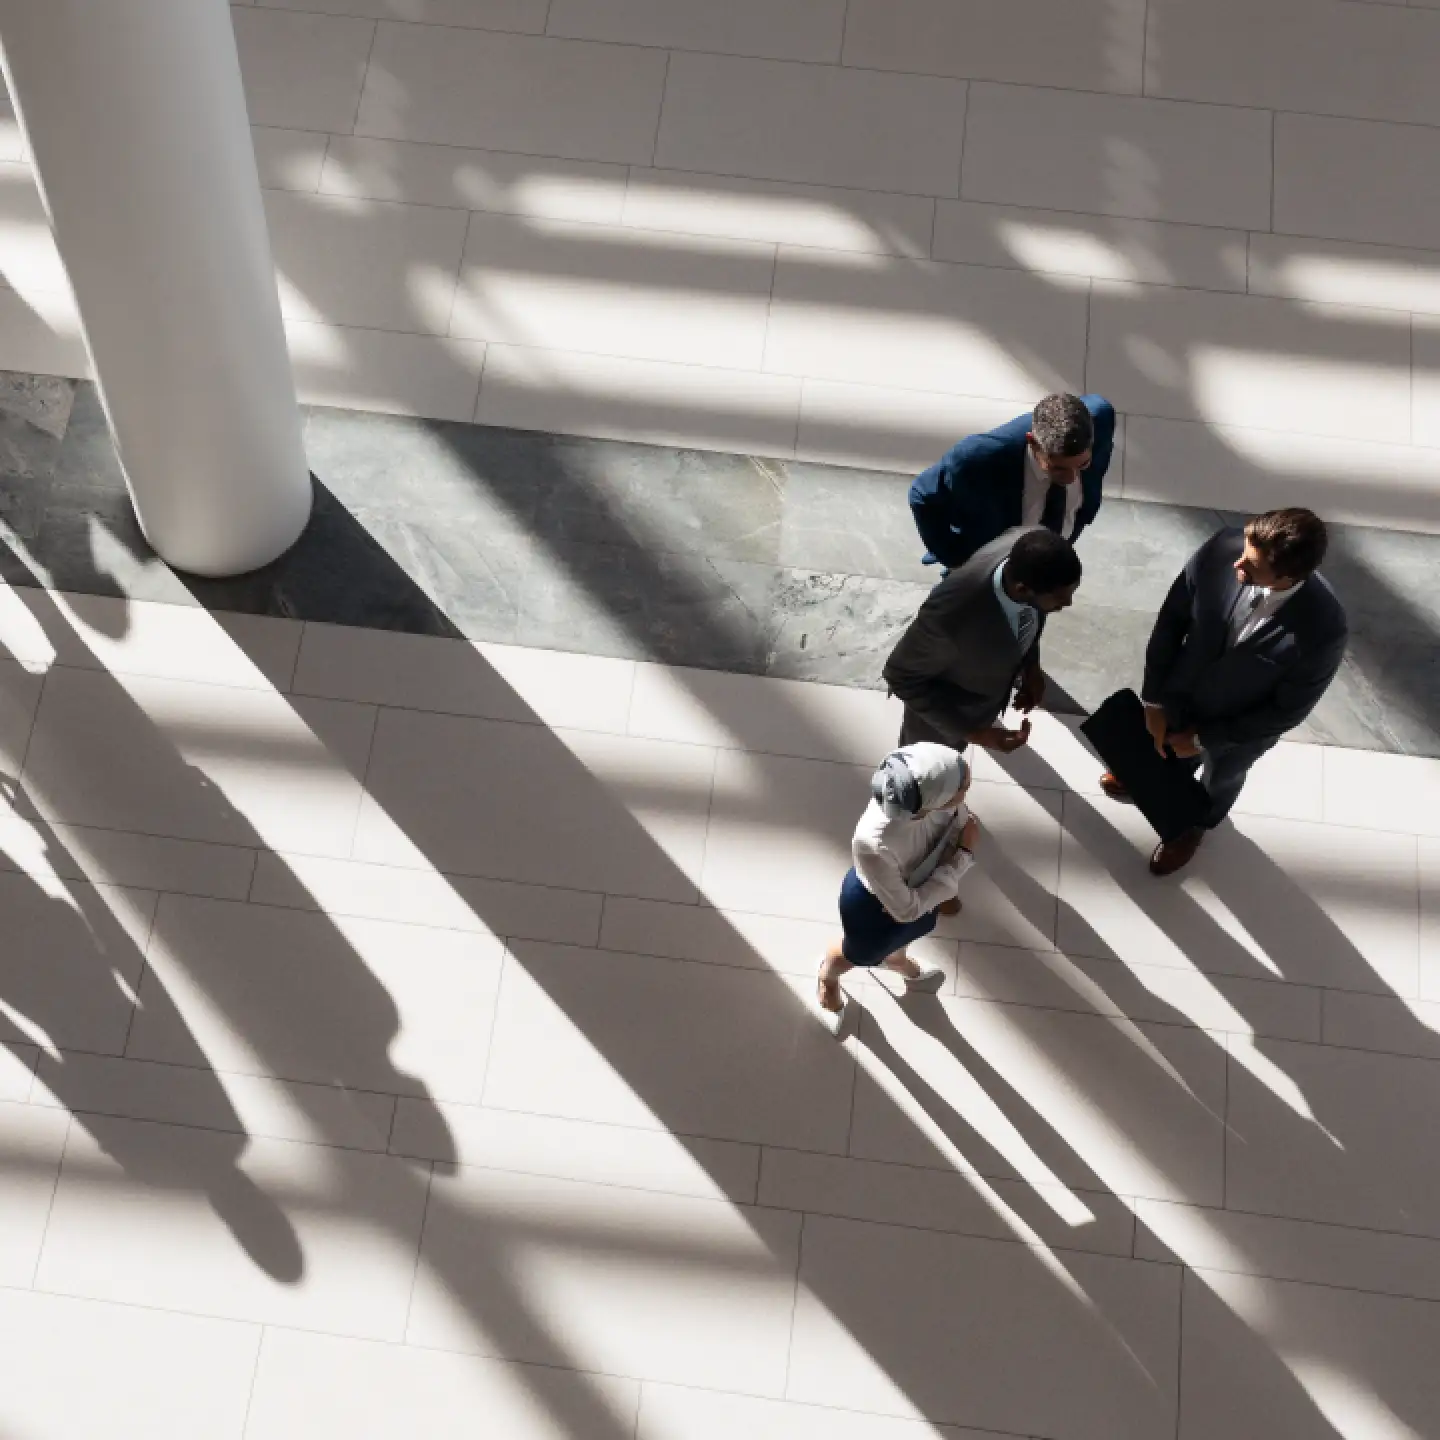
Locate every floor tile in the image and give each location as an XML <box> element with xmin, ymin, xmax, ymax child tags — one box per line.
<box><xmin>353</xmin><ymin>708</ymin><xmax>716</xmax><ymax>903</ymax></box>
<box><xmin>1087</xmin><ymin>281</ymin><xmax>1412</xmax><ymax>442</ymax></box>
<box><xmin>233</xmin><ymin>7</ymin><xmax>375</xmax><ymax>134</ymax></box>
<box><xmin>1227</xmin><ymin>1034</ymin><xmax>1440</xmax><ymax>1237</ymax></box>
<box><xmin>1322</xmin><ymin>989</ymin><xmax>1440</xmax><ymax>1062</ymax></box>
<box><xmin>794</xmin><ymin>380</ymin><xmax>1019</xmax><ymax>473</ymax></box>
<box><xmin>354</xmin><ymin>24</ymin><xmax>669</xmax><ymax>165</ymax></box>
<box><xmin>1425</xmin><ymin>837</ymin><xmax>1440</xmax><ymax>997</ymax></box>
<box><xmin>19</xmin><ymin>668</ymin><xmax>376</xmax><ymax>857</ymax></box>
<box><xmin>961</xmin><ymin>82</ymin><xmax>1272</xmax><ymax>230</ymax></box>
<box><xmin>24</xmin><ymin>590</ymin><xmax>302</xmax><ymax>690</ymax></box>
<box><xmin>0</xmin><ymin>869</ymin><xmax>154</xmax><ymax>1056</ymax></box>
<box><xmin>787</xmin><ymin>1214</ymin><xmax>1181</xmax><ymax>1438</ymax></box>
<box><xmin>0</xmin><ymin>91</ymin><xmax>26</xmax><ymax>163</ymax></box>
<box><xmin>321</xmin><ymin>136</ymin><xmax>628</xmax><ymax>222</ymax></box>
<box><xmin>247</xmin><ymin>1327</ymin><xmax>640</xmax><ymax>1440</ymax></box>
<box><xmin>0</xmin><ymin>656</ymin><xmax>43</xmax><ymax>800</ymax></box>
<box><xmin>1177</xmin><ymin>1266</ymin><xmax>1440</xmax><ymax>1440</ymax></box>
<box><xmin>765</xmin><ymin>248</ymin><xmax>1089</xmax><ymax>398</ymax></box>
<box><xmin>267</xmin><ymin>191</ymin><xmax>469</xmax><ymax>336</ymax></box>
<box><xmin>638</xmin><ymin>1384</ymin><xmax>1009</xmax><ymax>1439</ymax></box>
<box><xmin>406</xmin><ymin>1166</ymin><xmax>801</xmax><ymax>1391</ymax></box>
<box><xmin>1323</xmin><ymin>746</ymin><xmax>1440</xmax><ymax>835</ymax></box>
<box><xmin>596</xmin><ymin>895</ymin><xmax>955</xmax><ymax>981</ymax></box>
<box><xmin>0</xmin><ymin>1040</ymin><xmax>38</xmax><ymax>1100</ymax></box>
<box><xmin>1412</xmin><ymin>317</ymin><xmax>1440</xmax><ymax>449</ymax></box>
<box><xmin>0</xmin><ymin>1288</ymin><xmax>260</xmax><ymax>1439</ymax></box>
<box><xmin>256</xmin><ymin>0</ymin><xmax>548</xmax><ymax>28</ymax></box>
<box><xmin>703</xmin><ymin>752</ymin><xmax>1063</xmax><ymax>950</ymax></box>
<box><xmin>933</xmin><ymin>199</ymin><xmax>1246</xmax><ymax>291</ymax></box>
<box><xmin>482</xmin><ymin>940</ymin><xmax>857</xmax><ymax>1152</ymax></box>
<box><xmin>759</xmin><ymin>1146</ymin><xmax>1136</xmax><ymax>1256</ymax></box>
<box><xmin>475</xmin><ymin>345</ymin><xmax>801</xmax><ymax>457</ymax></box>
<box><xmin>1058</xmin><ymin>798</ymin><xmax>1421</xmax><ymax>998</ymax></box>
<box><xmin>0</xmin><ymin>168</ymin><xmax>70</xmax><ymax>298</ymax></box>
<box><xmin>36</xmin><ymin>1114</ymin><xmax>429</xmax><ymax>1337</ymax></box>
<box><xmin>0</xmin><ymin>817</ymin><xmax>253</xmax><ymax>898</ymax></box>
<box><xmin>1249</xmin><ymin>231</ymin><xmax>1440</xmax><ymax>316</ymax></box>
<box><xmin>626</xmin><ymin>661</ymin><xmax>895</xmax><ymax>763</ymax></box>
<box><xmin>1137</xmin><ymin>1197</ymin><xmax>1440</xmax><ymax>1304</ymax></box>
<box><xmin>450</xmin><ymin>213</ymin><xmax>775</xmax><ymax>370</ymax></box>
<box><xmin>251</xmin><ymin>126</ymin><xmax>329</xmax><ymax>194</ymax></box>
<box><xmin>32</xmin><ymin>1051</ymin><xmax>395</xmax><ymax>1151</ymax></box>
<box><xmin>547</xmin><ymin>0</ymin><xmax>847</xmax><ymax>62</ymax></box>
<box><xmin>623</xmin><ymin>169</ymin><xmax>935</xmax><ymax>258</ymax></box>
<box><xmin>0</xmin><ymin>286</ymin><xmax>89</xmax><ymax>380</ymax></box>
<box><xmin>845</xmin><ymin>0</ymin><xmax>1145</xmax><ymax>93</ymax></box>
<box><xmin>1274</xmin><ymin>111</ymin><xmax>1440</xmax><ymax>251</ymax></box>
<box><xmin>952</xmin><ymin>942</ymin><xmax>1322</xmax><ymax>1042</ymax></box>
<box><xmin>655</xmin><ymin>53</ymin><xmax>969</xmax><ymax>197</ymax></box>
<box><xmin>390</xmin><ymin>1099</ymin><xmax>759</xmax><ymax>1202</ymax></box>
<box><xmin>131</xmin><ymin>893</ymin><xmax>506</xmax><ymax>1104</ymax></box>
<box><xmin>849</xmin><ymin>990</ymin><xmax>1227</xmax><ymax>1205</ymax></box>
<box><xmin>1123</xmin><ymin>413</ymin><xmax>1440</xmax><ymax>534</ymax></box>
<box><xmin>293</xmin><ymin>622</ymin><xmax>636</xmax><ymax>732</ymax></box>
<box><xmin>249</xmin><ymin>851</ymin><xmax>603</xmax><ymax>947</ymax></box>
<box><xmin>284</xmin><ymin>319</ymin><xmax>487</xmax><ymax>422</ymax></box>
<box><xmin>0</xmin><ymin>1100</ymin><xmax>67</xmax><ymax>1285</ymax></box>
<box><xmin>1147</xmin><ymin>0</ymin><xmax>1440</xmax><ymax>128</ymax></box>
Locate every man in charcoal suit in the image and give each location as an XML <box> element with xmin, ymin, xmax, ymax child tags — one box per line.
<box><xmin>883</xmin><ymin>527</ymin><xmax>1082</xmax><ymax>756</ymax></box>
<box><xmin>1104</xmin><ymin>508</ymin><xmax>1348</xmax><ymax>876</ymax></box>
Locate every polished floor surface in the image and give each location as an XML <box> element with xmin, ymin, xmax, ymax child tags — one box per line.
<box><xmin>0</xmin><ymin>583</ymin><xmax>1436</xmax><ymax>1437</ymax></box>
<box><xmin>0</xmin><ymin>1</ymin><xmax>1439</xmax><ymax>530</ymax></box>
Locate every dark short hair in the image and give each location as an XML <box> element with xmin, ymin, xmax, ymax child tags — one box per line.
<box><xmin>1246</xmin><ymin>508</ymin><xmax>1328</xmax><ymax>580</ymax></box>
<box><xmin>1008</xmin><ymin>529</ymin><xmax>1082</xmax><ymax>595</ymax></box>
<box><xmin>1031</xmin><ymin>394</ymin><xmax>1094</xmax><ymax>458</ymax></box>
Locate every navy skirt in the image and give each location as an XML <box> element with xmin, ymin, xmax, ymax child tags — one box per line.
<box><xmin>838</xmin><ymin>867</ymin><xmax>938</xmax><ymax>967</ymax></box>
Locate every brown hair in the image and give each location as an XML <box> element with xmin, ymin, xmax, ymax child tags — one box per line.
<box><xmin>1246</xmin><ymin>508</ymin><xmax>1328</xmax><ymax>580</ymax></box>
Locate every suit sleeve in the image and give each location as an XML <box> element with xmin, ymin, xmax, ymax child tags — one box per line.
<box><xmin>911</xmin><ymin>482</ymin><xmax>972</xmax><ymax>570</ymax></box>
<box><xmin>1199</xmin><ymin>629</ymin><xmax>1347</xmax><ymax>750</ymax></box>
<box><xmin>1141</xmin><ymin>546</ymin><xmax>1201</xmax><ymax>710</ymax></box>
<box><xmin>882</xmin><ymin>599</ymin><xmax>980</xmax><ymax>748</ymax></box>
<box><xmin>1073</xmin><ymin>397</ymin><xmax>1115</xmax><ymax>533</ymax></box>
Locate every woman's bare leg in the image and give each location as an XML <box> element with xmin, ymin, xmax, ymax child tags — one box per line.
<box><xmin>817</xmin><ymin>942</ymin><xmax>853</xmax><ymax>1012</ymax></box>
<box><xmin>883</xmin><ymin>948</ymin><xmax>920</xmax><ymax>980</ymax></box>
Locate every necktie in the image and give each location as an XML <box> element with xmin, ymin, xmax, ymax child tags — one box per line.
<box><xmin>1040</xmin><ymin>481</ymin><xmax>1068</xmax><ymax>534</ymax></box>
<box><xmin>1016</xmin><ymin>606</ymin><xmax>1038</xmax><ymax>655</ymax></box>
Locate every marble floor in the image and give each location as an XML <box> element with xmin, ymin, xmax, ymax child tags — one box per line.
<box><xmin>0</xmin><ymin>0</ymin><xmax>1439</xmax><ymax>532</ymax></box>
<box><xmin>0</xmin><ymin>577</ymin><xmax>1435</xmax><ymax>1438</ymax></box>
<box><xmin>3</xmin><ymin>371</ymin><xmax>1438</xmax><ymax>758</ymax></box>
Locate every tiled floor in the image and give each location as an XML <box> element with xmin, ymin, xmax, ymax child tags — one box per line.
<box><xmin>0</xmin><ymin>583</ymin><xmax>1437</xmax><ymax>1437</ymax></box>
<box><xmin>2</xmin><ymin>0</ymin><xmax>1440</xmax><ymax>531</ymax></box>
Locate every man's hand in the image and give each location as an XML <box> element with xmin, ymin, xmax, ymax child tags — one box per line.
<box><xmin>970</xmin><ymin>720</ymin><xmax>1032</xmax><ymax>754</ymax></box>
<box><xmin>1013</xmin><ymin>667</ymin><xmax>1045</xmax><ymax>714</ymax></box>
<box><xmin>1168</xmin><ymin>730</ymin><xmax>1201</xmax><ymax>760</ymax></box>
<box><xmin>1143</xmin><ymin>703</ymin><xmax>1168</xmax><ymax>756</ymax></box>
<box><xmin>959</xmin><ymin>815</ymin><xmax>980</xmax><ymax>852</ymax></box>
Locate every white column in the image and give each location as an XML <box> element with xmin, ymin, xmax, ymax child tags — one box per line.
<box><xmin>0</xmin><ymin>0</ymin><xmax>311</xmax><ymax>577</ymax></box>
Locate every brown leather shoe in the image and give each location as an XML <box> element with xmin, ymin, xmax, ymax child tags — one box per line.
<box><xmin>1099</xmin><ymin>771</ymin><xmax>1133</xmax><ymax>803</ymax></box>
<box><xmin>1150</xmin><ymin>827</ymin><xmax>1205</xmax><ymax>876</ymax></box>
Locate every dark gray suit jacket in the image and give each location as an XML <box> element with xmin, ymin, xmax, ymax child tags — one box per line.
<box><xmin>1143</xmin><ymin>527</ymin><xmax>1347</xmax><ymax>751</ymax></box>
<box><xmin>883</xmin><ymin>528</ymin><xmax>1045</xmax><ymax>748</ymax></box>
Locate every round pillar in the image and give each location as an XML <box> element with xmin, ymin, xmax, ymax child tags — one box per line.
<box><xmin>0</xmin><ymin>0</ymin><xmax>311</xmax><ymax>576</ymax></box>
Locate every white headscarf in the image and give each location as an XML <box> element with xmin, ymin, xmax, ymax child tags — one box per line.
<box><xmin>870</xmin><ymin>742</ymin><xmax>968</xmax><ymax>820</ymax></box>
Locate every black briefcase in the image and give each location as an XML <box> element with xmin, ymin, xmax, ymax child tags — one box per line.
<box><xmin>1081</xmin><ymin>689</ymin><xmax>1210</xmax><ymax>842</ymax></box>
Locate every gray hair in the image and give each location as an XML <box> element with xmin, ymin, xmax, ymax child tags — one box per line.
<box><xmin>1032</xmin><ymin>393</ymin><xmax>1093</xmax><ymax>458</ymax></box>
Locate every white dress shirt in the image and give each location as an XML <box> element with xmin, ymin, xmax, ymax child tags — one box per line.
<box><xmin>1229</xmin><ymin>579</ymin><xmax>1305</xmax><ymax>649</ymax></box>
<box><xmin>1021</xmin><ymin>447</ymin><xmax>1083</xmax><ymax>539</ymax></box>
<box><xmin>852</xmin><ymin>798</ymin><xmax>976</xmax><ymax>924</ymax></box>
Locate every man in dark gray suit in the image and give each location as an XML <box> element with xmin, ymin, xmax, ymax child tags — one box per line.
<box><xmin>883</xmin><ymin>527</ymin><xmax>1082</xmax><ymax>754</ymax></box>
<box><xmin>1104</xmin><ymin>508</ymin><xmax>1347</xmax><ymax>876</ymax></box>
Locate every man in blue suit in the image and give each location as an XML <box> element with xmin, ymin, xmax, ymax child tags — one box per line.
<box><xmin>909</xmin><ymin>393</ymin><xmax>1116</xmax><ymax>572</ymax></box>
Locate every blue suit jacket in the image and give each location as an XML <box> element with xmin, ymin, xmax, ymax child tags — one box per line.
<box><xmin>909</xmin><ymin>395</ymin><xmax>1115</xmax><ymax>570</ymax></box>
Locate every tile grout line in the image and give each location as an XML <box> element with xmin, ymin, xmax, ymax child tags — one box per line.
<box><xmin>955</xmin><ymin>79</ymin><xmax>972</xmax><ymax>202</ymax></box>
<box><xmin>1220</xmin><ymin>1034</ymin><xmax>1231</xmax><ymax>1209</ymax></box>
<box><xmin>1174</xmin><ymin>1266</ymin><xmax>1186</xmax><ymax>1440</ymax></box>
<box><xmin>398</xmin><ymin>1161</ymin><xmax>437</xmax><ymax>1344</ymax></box>
<box><xmin>469</xmin><ymin>337</ymin><xmax>490</xmax><ymax>425</ymax></box>
<box><xmin>650</xmin><ymin>51</ymin><xmax>672</xmax><ymax>168</ymax></box>
<box><xmin>1268</xmin><ymin>109</ymin><xmax>1277</xmax><ymax>234</ymax></box>
<box><xmin>779</xmin><ymin>1211</ymin><xmax>807</xmax><ymax>1400</ymax></box>
<box><xmin>473</xmin><ymin>939</ymin><xmax>514</xmax><ymax>1111</ymax></box>
<box><xmin>838</xmin><ymin>0</ymin><xmax>853</xmax><ymax>64</ymax></box>
<box><xmin>314</xmin><ymin>132</ymin><xmax>333</xmax><ymax>195</ymax></box>
<box><xmin>349</xmin><ymin>20</ymin><xmax>381</xmax><ymax>138</ymax></box>
<box><xmin>238</xmin><ymin>1326</ymin><xmax>266</xmax><ymax>1440</ymax></box>
<box><xmin>27</xmin><ymin>1113</ymin><xmax>72</xmax><ymax>1289</ymax></box>
<box><xmin>1141</xmin><ymin>0</ymin><xmax>1150</xmax><ymax>97</ymax></box>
